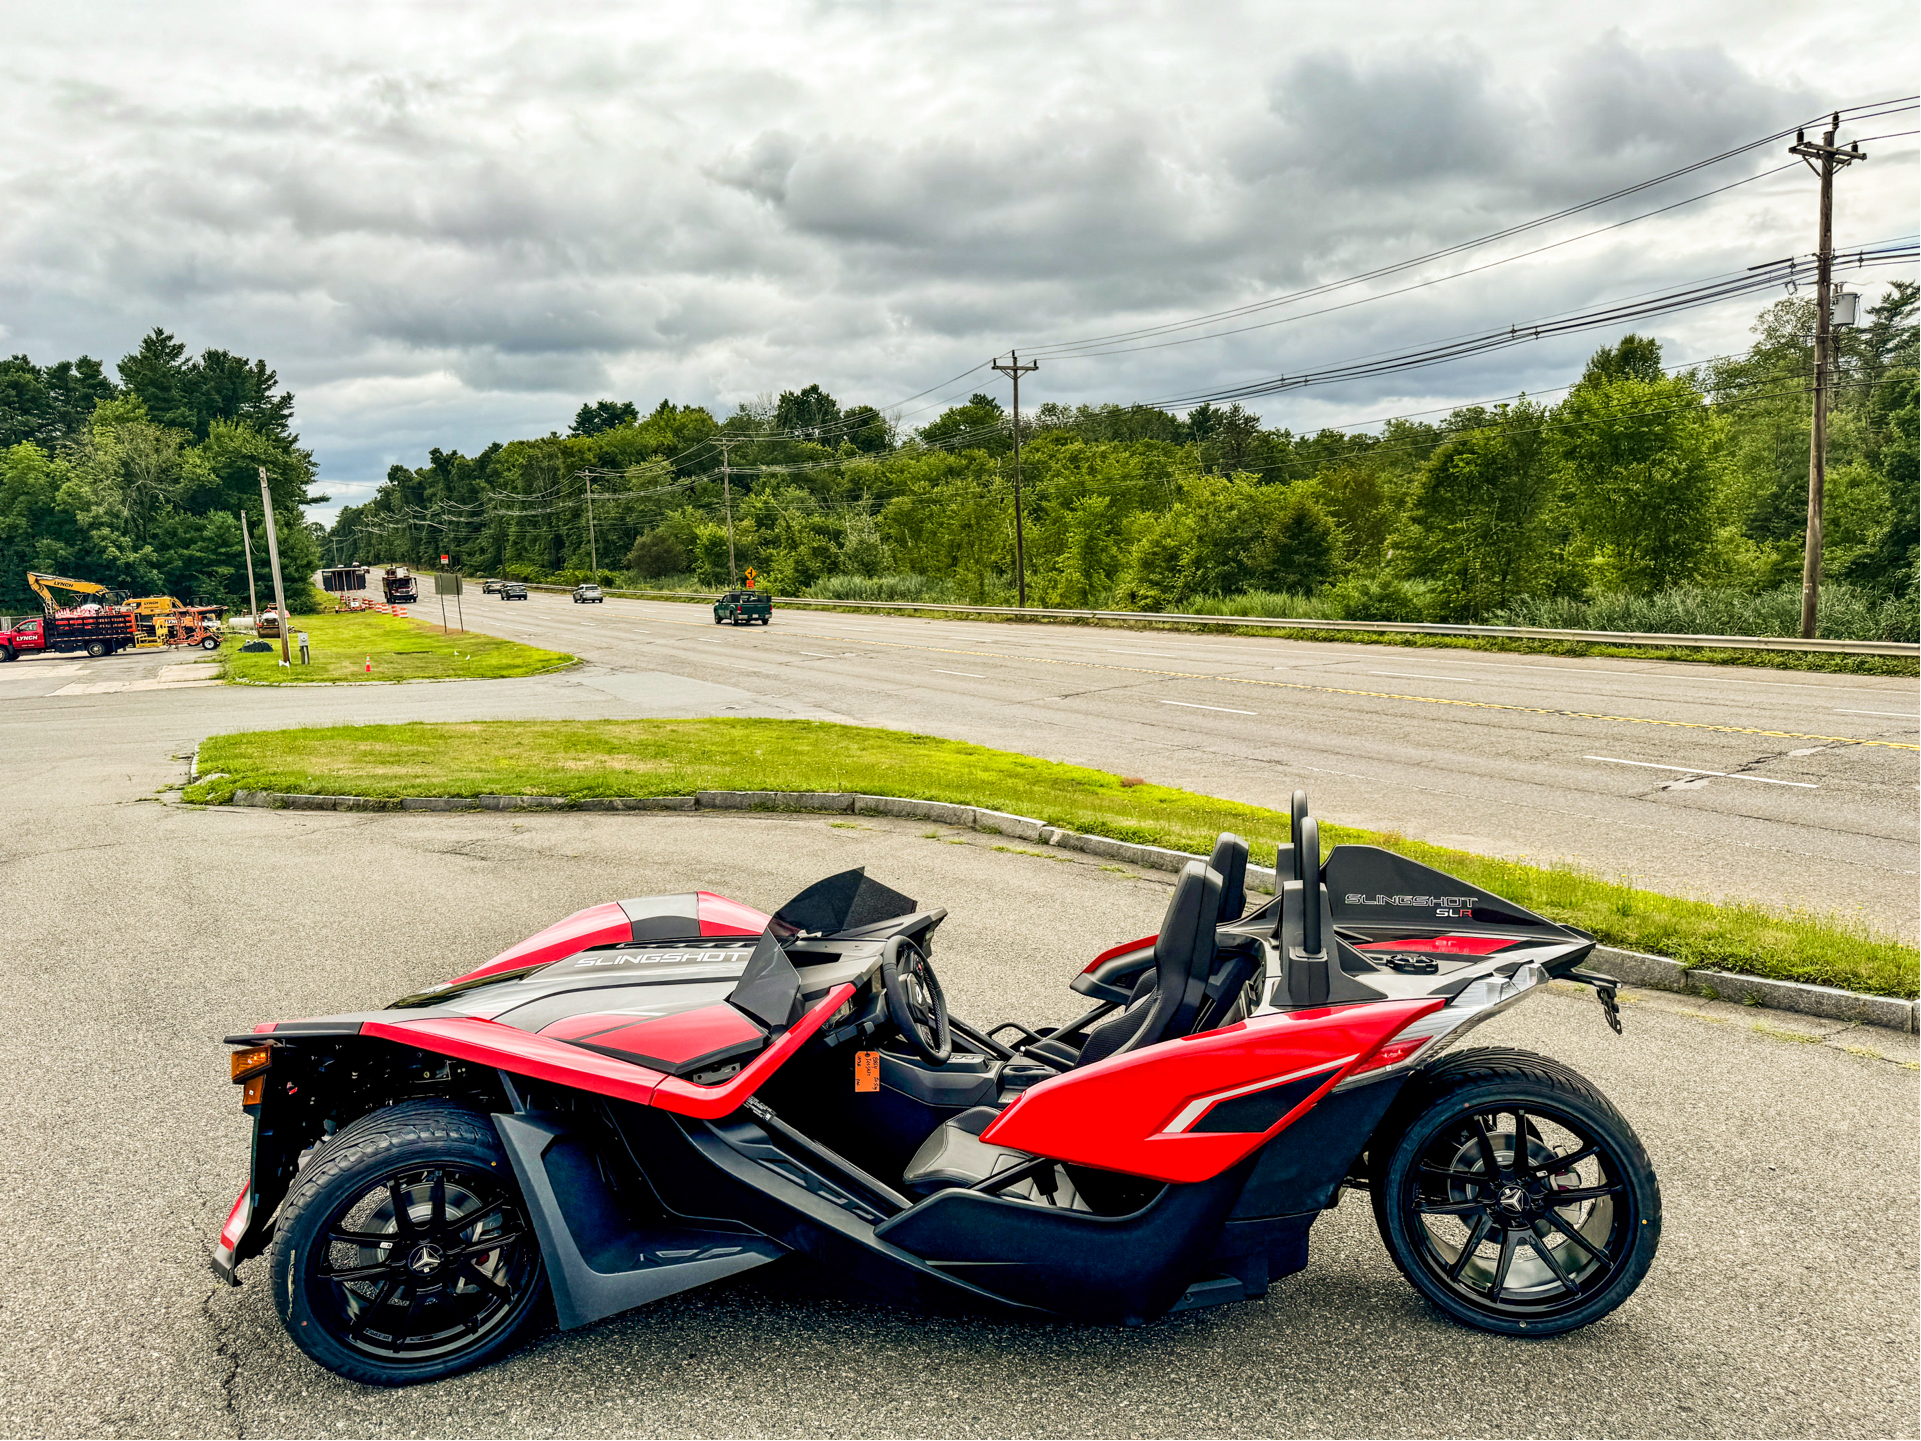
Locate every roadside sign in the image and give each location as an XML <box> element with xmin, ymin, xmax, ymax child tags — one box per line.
<box><xmin>434</xmin><ymin>572</ymin><xmax>462</xmax><ymax>596</ymax></box>
<box><xmin>440</xmin><ymin>553</ymin><xmax>450</xmax><ymax>564</ymax></box>
<box><xmin>744</xmin><ymin>566</ymin><xmax>758</xmax><ymax>589</ymax></box>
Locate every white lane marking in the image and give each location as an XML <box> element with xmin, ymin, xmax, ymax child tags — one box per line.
<box><xmin>1161</xmin><ymin>700</ymin><xmax>1257</xmax><ymax>715</ymax></box>
<box><xmin>1583</xmin><ymin>755</ymin><xmax>1818</xmax><ymax>788</ymax></box>
<box><xmin>795</xmin><ymin>650</ymin><xmax>837</xmax><ymax>657</ymax></box>
<box><xmin>1370</xmin><ymin>671</ymin><xmax>1478</xmax><ymax>682</ymax></box>
<box><xmin>1835</xmin><ymin>709</ymin><xmax>1919</xmax><ymax>720</ymax></box>
<box><xmin>932</xmin><ymin>669</ymin><xmax>987</xmax><ymax>678</ymax></box>
<box><xmin>1696</xmin><ymin>674</ymin><xmax>1906</xmax><ymax>693</ymax></box>
<box><xmin>1109</xmin><ymin>649</ymin><xmax>1185</xmax><ymax>659</ymax></box>
<box><xmin>1375</xmin><ymin>658</ymin><xmax>1641</xmax><ymax>677</ymax></box>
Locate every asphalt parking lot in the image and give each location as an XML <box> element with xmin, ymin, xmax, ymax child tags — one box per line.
<box><xmin>2</xmin><ymin>774</ymin><xmax>1915</xmax><ymax>1438</ymax></box>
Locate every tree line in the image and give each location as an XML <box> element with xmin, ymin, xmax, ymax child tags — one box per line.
<box><xmin>3</xmin><ymin>288</ymin><xmax>1912</xmax><ymax>639</ymax></box>
<box><xmin>0</xmin><ymin>329</ymin><xmax>325</xmax><ymax>613</ymax></box>
<box><xmin>331</xmin><ymin>286</ymin><xmax>1916</xmax><ymax>637</ymax></box>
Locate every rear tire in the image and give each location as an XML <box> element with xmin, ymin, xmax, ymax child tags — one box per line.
<box><xmin>1369</xmin><ymin>1048</ymin><xmax>1659</xmax><ymax>1337</ymax></box>
<box><xmin>269</xmin><ymin>1101</ymin><xmax>548</xmax><ymax>1385</ymax></box>
<box><xmin>86</xmin><ymin>641</ymin><xmax>107</xmax><ymax>657</ymax></box>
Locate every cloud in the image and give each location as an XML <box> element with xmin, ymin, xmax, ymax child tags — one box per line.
<box><xmin>0</xmin><ymin>0</ymin><xmax>1912</xmax><ymax>522</ymax></box>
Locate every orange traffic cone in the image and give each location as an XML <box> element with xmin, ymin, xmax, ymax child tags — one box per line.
<box><xmin>364</xmin><ymin>655</ymin><xmax>372</xmax><ymax>674</ymax></box>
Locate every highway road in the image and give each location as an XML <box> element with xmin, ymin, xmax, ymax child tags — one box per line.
<box><xmin>454</xmin><ymin>592</ymin><xmax>1920</xmax><ymax>936</ymax></box>
<box><xmin>0</xmin><ymin>636</ymin><xmax>1915</xmax><ymax>1438</ymax></box>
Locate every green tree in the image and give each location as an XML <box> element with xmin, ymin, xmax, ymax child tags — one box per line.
<box><xmin>774</xmin><ymin>384</ymin><xmax>840</xmax><ymax>438</ymax></box>
<box><xmin>1559</xmin><ymin>376</ymin><xmax>1723</xmax><ymax>593</ymax></box>
<box><xmin>1579</xmin><ymin>333</ymin><xmax>1665</xmax><ymax>386</ymax></box>
<box><xmin>1399</xmin><ymin>401</ymin><xmax>1557</xmax><ymax>619</ymax></box>
<box><xmin>571</xmin><ymin>400</ymin><xmax>638</xmax><ymax>436</ymax></box>
<box><xmin>918</xmin><ymin>394</ymin><xmax>1009</xmax><ymax>453</ymax></box>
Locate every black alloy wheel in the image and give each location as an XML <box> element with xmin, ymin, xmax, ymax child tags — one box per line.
<box><xmin>271</xmin><ymin>1102</ymin><xmax>548</xmax><ymax>1384</ymax></box>
<box><xmin>1371</xmin><ymin>1049</ymin><xmax>1659</xmax><ymax>1337</ymax></box>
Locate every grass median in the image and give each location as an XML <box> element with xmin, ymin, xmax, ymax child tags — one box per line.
<box><xmin>183</xmin><ymin>717</ymin><xmax>1918</xmax><ymax>998</ymax></box>
<box><xmin>224</xmin><ymin>610</ymin><xmax>573</xmax><ymax>684</ymax></box>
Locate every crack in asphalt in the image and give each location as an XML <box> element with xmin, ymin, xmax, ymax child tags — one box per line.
<box><xmin>199</xmin><ymin>1280</ymin><xmax>243</xmax><ymax>1439</ymax></box>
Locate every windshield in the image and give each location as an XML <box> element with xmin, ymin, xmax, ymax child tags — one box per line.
<box><xmin>770</xmin><ymin>867</ymin><xmax>918</xmax><ymax>938</ymax></box>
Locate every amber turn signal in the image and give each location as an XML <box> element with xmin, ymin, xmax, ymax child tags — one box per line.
<box><xmin>240</xmin><ymin>1074</ymin><xmax>267</xmax><ymax>1106</ymax></box>
<box><xmin>230</xmin><ymin>1045</ymin><xmax>272</xmax><ymax>1082</ymax></box>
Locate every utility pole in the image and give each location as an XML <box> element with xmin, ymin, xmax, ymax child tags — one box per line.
<box><xmin>719</xmin><ymin>438</ymin><xmax>738</xmax><ymax>587</ymax></box>
<box><xmin>1789</xmin><ymin>113</ymin><xmax>1864</xmax><ymax>639</ymax></box>
<box><xmin>238</xmin><ymin>509</ymin><xmax>260</xmax><ymax>623</ymax></box>
<box><xmin>257</xmin><ymin>467</ymin><xmax>292</xmax><ymax>666</ymax></box>
<box><xmin>584</xmin><ymin>472</ymin><xmax>599</xmax><ymax>580</ymax></box>
<box><xmin>990</xmin><ymin>350</ymin><xmax>1039</xmax><ymax>607</ymax></box>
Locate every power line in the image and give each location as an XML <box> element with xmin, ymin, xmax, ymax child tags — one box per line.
<box><xmin>1016</xmin><ymin>98</ymin><xmax>1917</xmax><ymax>360</ymax></box>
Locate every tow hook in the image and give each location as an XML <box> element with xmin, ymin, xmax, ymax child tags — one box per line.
<box><xmin>1566</xmin><ymin>968</ymin><xmax>1624</xmax><ymax>1034</ymax></box>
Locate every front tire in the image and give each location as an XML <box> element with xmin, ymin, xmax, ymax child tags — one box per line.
<box><xmin>1370</xmin><ymin>1048</ymin><xmax>1659</xmax><ymax>1337</ymax></box>
<box><xmin>269</xmin><ymin>1102</ymin><xmax>548</xmax><ymax>1385</ymax></box>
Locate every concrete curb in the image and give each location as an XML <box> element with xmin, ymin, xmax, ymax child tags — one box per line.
<box><xmin>1591</xmin><ymin>945</ymin><xmax>1915</xmax><ymax>1032</ymax></box>
<box><xmin>213</xmin><ymin>786</ymin><xmax>1918</xmax><ymax>1032</ymax></box>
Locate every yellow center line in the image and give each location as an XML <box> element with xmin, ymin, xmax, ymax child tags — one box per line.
<box><xmin>626</xmin><ymin>606</ymin><xmax>1921</xmax><ymax>753</ymax></box>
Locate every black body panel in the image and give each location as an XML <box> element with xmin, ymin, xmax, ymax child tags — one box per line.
<box><xmin>873</xmin><ymin>1156</ymin><xmax>1258</xmax><ymax>1324</ymax></box>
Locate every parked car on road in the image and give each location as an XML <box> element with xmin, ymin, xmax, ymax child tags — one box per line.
<box><xmin>481</xmin><ymin>579</ymin><xmax>504</xmax><ymax>595</ymax></box>
<box><xmin>500</xmin><ymin>583</ymin><xmax>529</xmax><ymax>601</ymax></box>
<box><xmin>573</xmin><ymin>584</ymin><xmax>603</xmax><ymax>604</ymax></box>
<box><xmin>714</xmin><ymin>589</ymin><xmax>772</xmax><ymax>625</ymax></box>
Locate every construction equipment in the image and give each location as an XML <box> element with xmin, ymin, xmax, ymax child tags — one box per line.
<box><xmin>27</xmin><ymin>572</ymin><xmax>128</xmax><ymax>611</ymax></box>
<box><xmin>125</xmin><ymin>595</ymin><xmax>225</xmax><ymax>651</ymax></box>
<box><xmin>381</xmin><ymin>566</ymin><xmax>418</xmax><ymax>605</ymax></box>
<box><xmin>5</xmin><ymin>574</ymin><xmax>139</xmax><ymax>659</ymax></box>
<box><xmin>320</xmin><ymin>566</ymin><xmax>373</xmax><ymax>611</ymax></box>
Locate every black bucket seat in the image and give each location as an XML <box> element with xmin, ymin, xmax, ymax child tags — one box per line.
<box><xmin>901</xmin><ymin>862</ymin><xmax>1223</xmax><ymax>1197</ymax></box>
<box><xmin>1208</xmin><ymin>832</ymin><xmax>1249</xmax><ymax>923</ymax></box>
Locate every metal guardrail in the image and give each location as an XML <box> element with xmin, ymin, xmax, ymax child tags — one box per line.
<box><xmin>502</xmin><ymin>583</ymin><xmax>1919</xmax><ymax>657</ymax></box>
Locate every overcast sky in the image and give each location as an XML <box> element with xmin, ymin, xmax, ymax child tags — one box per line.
<box><xmin>3</xmin><ymin>1</ymin><xmax>1915</xmax><ymax>522</ymax></box>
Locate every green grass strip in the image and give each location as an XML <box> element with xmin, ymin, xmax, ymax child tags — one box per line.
<box><xmin>183</xmin><ymin>717</ymin><xmax>1918</xmax><ymax>999</ymax></box>
<box><xmin>224</xmin><ymin>609</ymin><xmax>573</xmax><ymax>684</ymax></box>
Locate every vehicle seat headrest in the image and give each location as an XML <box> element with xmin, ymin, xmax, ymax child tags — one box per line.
<box><xmin>1207</xmin><ymin>832</ymin><xmax>1249</xmax><ymax>922</ymax></box>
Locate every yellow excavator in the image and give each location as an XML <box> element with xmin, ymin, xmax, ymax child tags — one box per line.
<box><xmin>27</xmin><ymin>572</ymin><xmax>128</xmax><ymax>610</ymax></box>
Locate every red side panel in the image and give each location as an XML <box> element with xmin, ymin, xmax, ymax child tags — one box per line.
<box><xmin>697</xmin><ymin>892</ymin><xmax>771</xmax><ymax>936</ymax></box>
<box><xmin>218</xmin><ymin>1185</ymin><xmax>250</xmax><ymax>1250</ymax></box>
<box><xmin>450</xmin><ymin>902</ymin><xmax>633</xmax><ymax>985</ymax></box>
<box><xmin>539</xmin><ymin>1003</ymin><xmax>766</xmax><ymax>1071</ymax></box>
<box><xmin>651</xmin><ymin>984</ymin><xmax>856</xmax><ymax>1119</ymax></box>
<box><xmin>981</xmin><ymin>998</ymin><xmax>1445</xmax><ymax>1184</ymax></box>
<box><xmin>1354</xmin><ymin>934</ymin><xmax>1514</xmax><ymax>955</ymax></box>
<box><xmin>1081</xmin><ymin>935</ymin><xmax>1158</xmax><ymax>974</ymax></box>
<box><xmin>360</xmin><ymin>983</ymin><xmax>856</xmax><ymax>1117</ymax></box>
<box><xmin>362</xmin><ymin>1015</ymin><xmax>668</xmax><ymax>1105</ymax></box>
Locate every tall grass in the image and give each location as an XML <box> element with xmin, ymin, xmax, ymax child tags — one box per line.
<box><xmin>1492</xmin><ymin>582</ymin><xmax>1918</xmax><ymax>642</ymax></box>
<box><xmin>802</xmin><ymin>573</ymin><xmax>953</xmax><ymax>602</ymax></box>
<box><xmin>1163</xmin><ymin>579</ymin><xmax>1915</xmax><ymax>642</ymax></box>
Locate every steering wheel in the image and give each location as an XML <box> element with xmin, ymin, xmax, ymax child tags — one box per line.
<box><xmin>880</xmin><ymin>936</ymin><xmax>951</xmax><ymax>1064</ymax></box>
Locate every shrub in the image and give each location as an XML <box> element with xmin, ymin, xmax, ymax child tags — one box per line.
<box><xmin>804</xmin><ymin>573</ymin><xmax>948</xmax><ymax>602</ymax></box>
<box><xmin>1491</xmin><ymin>581</ymin><xmax>1918</xmax><ymax>642</ymax></box>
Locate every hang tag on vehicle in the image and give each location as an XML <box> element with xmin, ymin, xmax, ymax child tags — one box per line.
<box><xmin>854</xmin><ymin>1051</ymin><xmax>880</xmax><ymax>1092</ymax></box>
